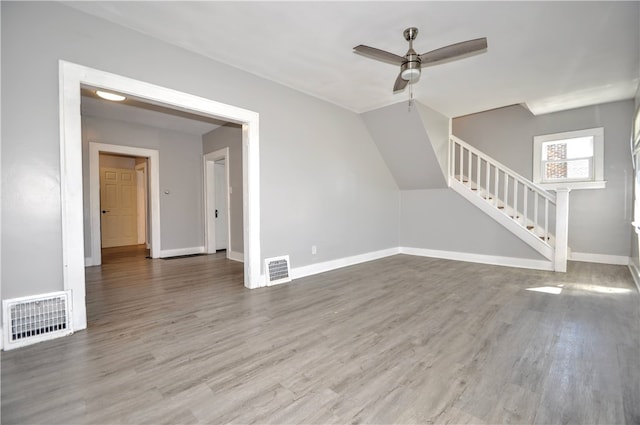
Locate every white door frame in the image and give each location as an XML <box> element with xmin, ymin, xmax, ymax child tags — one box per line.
<box><xmin>204</xmin><ymin>148</ymin><xmax>231</xmax><ymax>256</ymax></box>
<box><xmin>60</xmin><ymin>61</ymin><xmax>262</xmax><ymax>331</ymax></box>
<box><xmin>89</xmin><ymin>143</ymin><xmax>160</xmax><ymax>266</ymax></box>
<box><xmin>134</xmin><ymin>162</ymin><xmax>148</xmax><ymax>246</ymax></box>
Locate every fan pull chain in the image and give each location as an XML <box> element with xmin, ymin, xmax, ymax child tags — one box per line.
<box><xmin>408</xmin><ymin>82</ymin><xmax>413</xmax><ymax>112</ymax></box>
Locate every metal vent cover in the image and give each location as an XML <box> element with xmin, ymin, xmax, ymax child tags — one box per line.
<box><xmin>3</xmin><ymin>291</ymin><xmax>73</xmax><ymax>350</ymax></box>
<box><xmin>265</xmin><ymin>255</ymin><xmax>291</xmax><ymax>286</ymax></box>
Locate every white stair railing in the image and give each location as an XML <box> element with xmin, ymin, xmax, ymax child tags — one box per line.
<box><xmin>449</xmin><ymin>135</ymin><xmax>569</xmax><ymax>271</ymax></box>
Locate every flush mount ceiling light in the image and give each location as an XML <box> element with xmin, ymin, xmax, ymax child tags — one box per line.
<box><xmin>95</xmin><ymin>90</ymin><xmax>126</xmax><ymax>102</ymax></box>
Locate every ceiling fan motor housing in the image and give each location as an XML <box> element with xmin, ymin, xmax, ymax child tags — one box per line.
<box><xmin>401</xmin><ymin>28</ymin><xmax>421</xmax><ymax>82</ymax></box>
<box><xmin>401</xmin><ymin>53</ymin><xmax>421</xmax><ymax>82</ymax></box>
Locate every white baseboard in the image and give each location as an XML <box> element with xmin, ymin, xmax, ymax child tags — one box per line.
<box><xmin>290</xmin><ymin>247</ymin><xmax>400</xmax><ymax>280</ymax></box>
<box><xmin>0</xmin><ymin>326</ymin><xmax>3</xmax><ymax>351</ymax></box>
<box><xmin>399</xmin><ymin>246</ymin><xmax>555</xmax><ymax>271</ymax></box>
<box><xmin>627</xmin><ymin>259</ymin><xmax>640</xmax><ymax>293</ymax></box>
<box><xmin>228</xmin><ymin>250</ymin><xmax>244</xmax><ymax>262</ymax></box>
<box><xmin>85</xmin><ymin>257</ymin><xmax>92</xmax><ymax>267</ymax></box>
<box><xmin>160</xmin><ymin>246</ymin><xmax>205</xmax><ymax>258</ymax></box>
<box><xmin>569</xmin><ymin>251</ymin><xmax>629</xmax><ymax>266</ymax></box>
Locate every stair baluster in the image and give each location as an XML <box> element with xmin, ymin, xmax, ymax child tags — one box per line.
<box><xmin>448</xmin><ymin>135</ymin><xmax>569</xmax><ymax>271</ymax></box>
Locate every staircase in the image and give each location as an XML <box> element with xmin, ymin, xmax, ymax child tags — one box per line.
<box><xmin>448</xmin><ymin>135</ymin><xmax>570</xmax><ymax>272</ymax></box>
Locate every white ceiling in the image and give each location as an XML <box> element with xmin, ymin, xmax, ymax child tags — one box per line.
<box><xmin>66</xmin><ymin>1</ymin><xmax>639</xmax><ymax>117</ymax></box>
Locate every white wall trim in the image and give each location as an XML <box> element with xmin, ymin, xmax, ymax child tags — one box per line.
<box><xmin>134</xmin><ymin>162</ymin><xmax>148</xmax><ymax>245</ymax></box>
<box><xmin>399</xmin><ymin>246</ymin><xmax>555</xmax><ymax>271</ymax></box>
<box><xmin>290</xmin><ymin>248</ymin><xmax>400</xmax><ymax>281</ymax></box>
<box><xmin>85</xmin><ymin>257</ymin><xmax>92</xmax><ymax>267</ymax></box>
<box><xmin>627</xmin><ymin>258</ymin><xmax>640</xmax><ymax>293</ymax></box>
<box><xmin>160</xmin><ymin>246</ymin><xmax>205</xmax><ymax>258</ymax></box>
<box><xmin>569</xmin><ymin>251</ymin><xmax>630</xmax><ymax>266</ymax></box>
<box><xmin>0</xmin><ymin>327</ymin><xmax>4</xmax><ymax>351</ymax></box>
<box><xmin>90</xmin><ymin>143</ymin><xmax>160</xmax><ymax>267</ymax></box>
<box><xmin>229</xmin><ymin>251</ymin><xmax>244</xmax><ymax>263</ymax></box>
<box><xmin>60</xmin><ymin>60</ymin><xmax>261</xmax><ymax>331</ymax></box>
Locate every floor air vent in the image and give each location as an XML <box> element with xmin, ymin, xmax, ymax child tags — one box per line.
<box><xmin>3</xmin><ymin>291</ymin><xmax>73</xmax><ymax>350</ymax></box>
<box><xmin>265</xmin><ymin>255</ymin><xmax>291</xmax><ymax>286</ymax></box>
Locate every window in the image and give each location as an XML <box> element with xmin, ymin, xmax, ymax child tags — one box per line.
<box><xmin>533</xmin><ymin>127</ymin><xmax>605</xmax><ymax>190</ymax></box>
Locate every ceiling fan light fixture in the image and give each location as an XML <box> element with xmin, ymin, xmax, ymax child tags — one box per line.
<box><xmin>96</xmin><ymin>90</ymin><xmax>126</xmax><ymax>102</ymax></box>
<box><xmin>401</xmin><ymin>67</ymin><xmax>421</xmax><ymax>82</ymax></box>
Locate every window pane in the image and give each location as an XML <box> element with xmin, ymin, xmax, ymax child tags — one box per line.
<box><xmin>565</xmin><ymin>137</ymin><xmax>593</xmax><ymax>159</ymax></box>
<box><xmin>542</xmin><ymin>142</ymin><xmax>567</xmax><ymax>161</ymax></box>
<box><xmin>567</xmin><ymin>159</ymin><xmax>590</xmax><ymax>179</ymax></box>
<box><xmin>545</xmin><ymin>162</ymin><xmax>567</xmax><ymax>180</ymax></box>
<box><xmin>544</xmin><ymin>159</ymin><xmax>591</xmax><ymax>181</ymax></box>
<box><xmin>542</xmin><ymin>137</ymin><xmax>593</xmax><ymax>161</ymax></box>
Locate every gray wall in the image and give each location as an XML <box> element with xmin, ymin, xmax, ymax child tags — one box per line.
<box><xmin>400</xmin><ymin>189</ymin><xmax>545</xmax><ymax>260</ymax></box>
<box><xmin>367</xmin><ymin>99</ymin><xmax>544</xmax><ymax>261</ymax></box>
<box><xmin>1</xmin><ymin>2</ymin><xmax>399</xmax><ymax>300</ymax></box>
<box><xmin>453</xmin><ymin>101</ymin><xmax>634</xmax><ymax>257</ymax></box>
<box><xmin>202</xmin><ymin>124</ymin><xmax>243</xmax><ymax>255</ymax></box>
<box><xmin>83</xmin><ymin>116</ymin><xmax>205</xmax><ymax>255</ymax></box>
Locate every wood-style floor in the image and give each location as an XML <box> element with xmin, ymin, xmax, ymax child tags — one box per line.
<box><xmin>2</xmin><ymin>249</ymin><xmax>639</xmax><ymax>424</ymax></box>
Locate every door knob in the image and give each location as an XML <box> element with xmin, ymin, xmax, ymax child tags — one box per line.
<box><xmin>102</xmin><ymin>210</ymin><xmax>110</xmax><ymax>214</ymax></box>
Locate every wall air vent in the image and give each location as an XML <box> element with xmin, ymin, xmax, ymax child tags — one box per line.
<box><xmin>2</xmin><ymin>291</ymin><xmax>73</xmax><ymax>350</ymax></box>
<box><xmin>265</xmin><ymin>255</ymin><xmax>291</xmax><ymax>286</ymax></box>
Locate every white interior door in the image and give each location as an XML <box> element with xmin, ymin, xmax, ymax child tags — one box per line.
<box><xmin>100</xmin><ymin>167</ymin><xmax>138</xmax><ymax>248</ymax></box>
<box><xmin>215</xmin><ymin>161</ymin><xmax>229</xmax><ymax>250</ymax></box>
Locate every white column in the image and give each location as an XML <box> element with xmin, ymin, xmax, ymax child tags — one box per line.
<box><xmin>554</xmin><ymin>188</ymin><xmax>571</xmax><ymax>272</ymax></box>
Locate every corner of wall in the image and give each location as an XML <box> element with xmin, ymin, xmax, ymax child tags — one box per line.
<box><xmin>415</xmin><ymin>102</ymin><xmax>451</xmax><ymax>181</ymax></box>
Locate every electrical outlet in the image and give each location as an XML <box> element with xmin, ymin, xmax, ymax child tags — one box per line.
<box><xmin>311</xmin><ymin>245</ymin><xmax>317</xmax><ymax>255</ymax></box>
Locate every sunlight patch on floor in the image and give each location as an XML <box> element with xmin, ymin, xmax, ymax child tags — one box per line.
<box><xmin>526</xmin><ymin>286</ymin><xmax>563</xmax><ymax>295</ymax></box>
<box><xmin>563</xmin><ymin>283</ymin><xmax>633</xmax><ymax>294</ymax></box>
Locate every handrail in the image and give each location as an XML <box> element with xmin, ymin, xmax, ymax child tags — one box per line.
<box><xmin>450</xmin><ymin>135</ymin><xmax>556</xmax><ymax>203</ymax></box>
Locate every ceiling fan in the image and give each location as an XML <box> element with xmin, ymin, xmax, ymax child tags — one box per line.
<box><xmin>354</xmin><ymin>28</ymin><xmax>487</xmax><ymax>92</ymax></box>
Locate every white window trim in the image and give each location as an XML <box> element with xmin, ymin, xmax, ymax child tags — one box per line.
<box><xmin>633</xmin><ymin>103</ymin><xmax>640</xmax><ymax>147</ymax></box>
<box><xmin>533</xmin><ymin>127</ymin><xmax>605</xmax><ymax>190</ymax></box>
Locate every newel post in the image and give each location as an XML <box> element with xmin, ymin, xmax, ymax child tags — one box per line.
<box><xmin>554</xmin><ymin>188</ymin><xmax>571</xmax><ymax>272</ymax></box>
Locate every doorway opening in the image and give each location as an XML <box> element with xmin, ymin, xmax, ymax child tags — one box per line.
<box><xmin>204</xmin><ymin>148</ymin><xmax>233</xmax><ymax>258</ymax></box>
<box><xmin>88</xmin><ymin>143</ymin><xmax>160</xmax><ymax>267</ymax></box>
<box><xmin>97</xmin><ymin>152</ymin><xmax>149</xmax><ymax>264</ymax></box>
<box><xmin>60</xmin><ymin>61</ymin><xmax>262</xmax><ymax>331</ymax></box>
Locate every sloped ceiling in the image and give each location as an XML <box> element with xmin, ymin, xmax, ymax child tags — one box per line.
<box><xmin>362</xmin><ymin>102</ymin><xmax>447</xmax><ymax>189</ymax></box>
<box><xmin>64</xmin><ymin>1</ymin><xmax>639</xmax><ymax>117</ymax></box>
